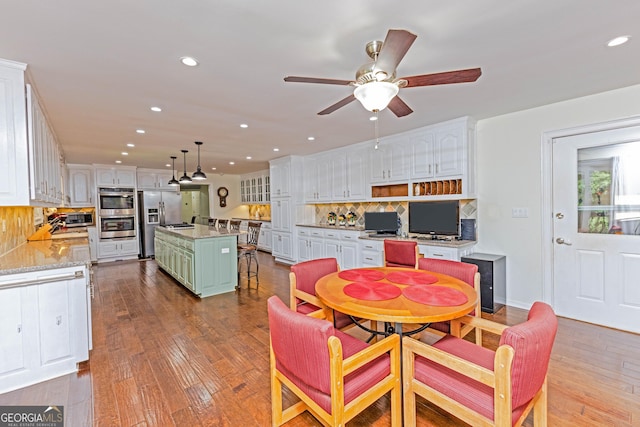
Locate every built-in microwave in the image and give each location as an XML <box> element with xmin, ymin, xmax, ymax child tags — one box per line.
<box><xmin>64</xmin><ymin>212</ymin><xmax>94</xmax><ymax>228</ymax></box>
<box><xmin>98</xmin><ymin>187</ymin><xmax>135</xmax><ymax>216</ymax></box>
<box><xmin>99</xmin><ymin>215</ymin><xmax>136</xmax><ymax>239</ymax></box>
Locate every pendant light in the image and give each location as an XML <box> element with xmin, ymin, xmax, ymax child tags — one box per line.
<box><xmin>168</xmin><ymin>156</ymin><xmax>179</xmax><ymax>186</ymax></box>
<box><xmin>179</xmin><ymin>150</ymin><xmax>192</xmax><ymax>183</ymax></box>
<box><xmin>192</xmin><ymin>141</ymin><xmax>207</xmax><ymax>180</ymax></box>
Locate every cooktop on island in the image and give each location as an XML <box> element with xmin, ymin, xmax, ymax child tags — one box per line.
<box><xmin>160</xmin><ymin>223</ymin><xmax>195</xmax><ymax>229</ymax></box>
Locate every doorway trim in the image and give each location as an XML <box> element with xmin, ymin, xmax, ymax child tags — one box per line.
<box><xmin>541</xmin><ymin>115</ymin><xmax>640</xmax><ymax>306</ymax></box>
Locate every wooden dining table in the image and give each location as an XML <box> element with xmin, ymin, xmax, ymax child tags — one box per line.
<box><xmin>315</xmin><ymin>266</ymin><xmax>478</xmax><ymax>337</ymax></box>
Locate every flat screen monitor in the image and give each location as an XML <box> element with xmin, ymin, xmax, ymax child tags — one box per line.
<box><xmin>409</xmin><ymin>201</ymin><xmax>460</xmax><ymax>236</ymax></box>
<box><xmin>364</xmin><ymin>212</ymin><xmax>398</xmax><ymax>235</ymax></box>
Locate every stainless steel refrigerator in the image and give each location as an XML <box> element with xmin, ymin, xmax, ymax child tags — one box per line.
<box><xmin>138</xmin><ymin>190</ymin><xmax>182</xmax><ymax>258</ymax></box>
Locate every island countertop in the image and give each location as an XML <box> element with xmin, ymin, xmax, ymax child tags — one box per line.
<box><xmin>0</xmin><ymin>238</ymin><xmax>91</xmax><ymax>276</ymax></box>
<box><xmin>156</xmin><ymin>224</ymin><xmax>244</xmax><ymax>239</ymax></box>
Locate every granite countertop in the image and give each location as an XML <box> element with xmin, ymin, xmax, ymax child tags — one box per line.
<box><xmin>0</xmin><ymin>238</ymin><xmax>91</xmax><ymax>276</ymax></box>
<box><xmin>297</xmin><ymin>223</ymin><xmax>365</xmax><ymax>231</ymax></box>
<box><xmin>359</xmin><ymin>235</ymin><xmax>477</xmax><ymax>248</ymax></box>
<box><xmin>231</xmin><ymin>217</ymin><xmax>271</xmax><ymax>222</ymax></box>
<box><xmin>157</xmin><ymin>224</ymin><xmax>244</xmax><ymax>240</ymax></box>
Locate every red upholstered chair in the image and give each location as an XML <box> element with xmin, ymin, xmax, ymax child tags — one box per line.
<box><xmin>418</xmin><ymin>257</ymin><xmax>482</xmax><ymax>344</ymax></box>
<box><xmin>402</xmin><ymin>302</ymin><xmax>558</xmax><ymax>427</ymax></box>
<box><xmin>289</xmin><ymin>258</ymin><xmax>357</xmax><ymax>330</ymax></box>
<box><xmin>268</xmin><ymin>296</ymin><xmax>401</xmax><ymax>426</ymax></box>
<box><xmin>383</xmin><ymin>240</ymin><xmax>420</xmax><ymax>268</ymax></box>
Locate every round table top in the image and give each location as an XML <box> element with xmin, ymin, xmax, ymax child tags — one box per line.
<box><xmin>315</xmin><ymin>267</ymin><xmax>478</xmax><ymax>324</ymax></box>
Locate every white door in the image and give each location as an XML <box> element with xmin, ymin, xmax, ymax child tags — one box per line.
<box><xmin>552</xmin><ymin>126</ymin><xmax>640</xmax><ymax>333</ymax></box>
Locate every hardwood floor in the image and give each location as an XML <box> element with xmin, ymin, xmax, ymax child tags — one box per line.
<box><xmin>1</xmin><ymin>252</ymin><xmax>639</xmax><ymax>426</ymax></box>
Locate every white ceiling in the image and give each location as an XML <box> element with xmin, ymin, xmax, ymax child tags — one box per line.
<box><xmin>1</xmin><ymin>1</ymin><xmax>639</xmax><ymax>176</ymax></box>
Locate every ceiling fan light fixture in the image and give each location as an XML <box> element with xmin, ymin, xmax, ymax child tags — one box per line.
<box><xmin>192</xmin><ymin>141</ymin><xmax>207</xmax><ymax>180</ymax></box>
<box><xmin>168</xmin><ymin>156</ymin><xmax>180</xmax><ymax>186</ymax></box>
<box><xmin>179</xmin><ymin>149</ymin><xmax>192</xmax><ymax>183</ymax></box>
<box><xmin>354</xmin><ymin>81</ymin><xmax>399</xmax><ymax>112</ymax></box>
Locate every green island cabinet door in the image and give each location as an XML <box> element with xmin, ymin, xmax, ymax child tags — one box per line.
<box><xmin>194</xmin><ymin>236</ymin><xmax>238</xmax><ymax>297</ymax></box>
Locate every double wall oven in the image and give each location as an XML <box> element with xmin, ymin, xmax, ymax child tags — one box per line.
<box><xmin>98</xmin><ymin>187</ymin><xmax>136</xmax><ymax>239</ymax></box>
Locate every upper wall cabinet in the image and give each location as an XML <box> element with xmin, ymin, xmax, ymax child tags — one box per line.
<box><xmin>67</xmin><ymin>164</ymin><xmax>95</xmax><ymax>207</ymax></box>
<box><xmin>332</xmin><ymin>146</ymin><xmax>368</xmax><ymax>201</ymax></box>
<box><xmin>137</xmin><ymin>168</ymin><xmax>176</xmax><ymax>191</ymax></box>
<box><xmin>95</xmin><ymin>165</ymin><xmax>137</xmax><ymax>188</ymax></box>
<box><xmin>0</xmin><ymin>59</ymin><xmax>65</xmax><ymax>207</ymax></box>
<box><xmin>240</xmin><ymin>169</ymin><xmax>270</xmax><ymax>203</ymax></box>
<box><xmin>369</xmin><ymin>138</ymin><xmax>410</xmax><ymax>184</ymax></box>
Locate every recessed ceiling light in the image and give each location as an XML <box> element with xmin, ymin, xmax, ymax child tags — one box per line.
<box><xmin>273</xmin><ymin>148</ymin><xmax>279</xmax><ymax>152</ymax></box>
<box><xmin>150</xmin><ymin>106</ymin><xmax>162</xmax><ymax>112</ymax></box>
<box><xmin>121</xmin><ymin>152</ymin><xmax>128</xmax><ymax>156</ymax></box>
<box><xmin>211</xmin><ymin>167</ymin><xmax>217</xmax><ymax>170</ymax></box>
<box><xmin>246</xmin><ymin>156</ymin><xmax>252</xmax><ymax>160</ymax></box>
<box><xmin>136</xmin><ymin>129</ymin><xmax>145</xmax><ymax>134</ymax></box>
<box><xmin>229</xmin><ymin>161</ymin><xmax>235</xmax><ymax>165</ymax></box>
<box><xmin>369</xmin><ymin>115</ymin><xmax>378</xmax><ymax>121</ymax></box>
<box><xmin>165</xmin><ymin>163</ymin><xmax>171</xmax><ymax>167</ymax></box>
<box><xmin>115</xmin><ymin>160</ymin><xmax>122</xmax><ymax>164</ymax></box>
<box><xmin>240</xmin><ymin>123</ymin><xmax>249</xmax><ymax>128</ymax></box>
<box><xmin>180</xmin><ymin>56</ymin><xmax>199</xmax><ymax>66</ymax></box>
<box><xmin>607</xmin><ymin>35</ymin><xmax>630</xmax><ymax>47</ymax></box>
<box><xmin>126</xmin><ymin>143</ymin><xmax>135</xmax><ymax>147</ymax></box>
<box><xmin>307</xmin><ymin>136</ymin><xmax>315</xmax><ymax>141</ymax></box>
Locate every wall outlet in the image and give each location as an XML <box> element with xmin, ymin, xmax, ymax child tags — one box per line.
<box><xmin>511</xmin><ymin>207</ymin><xmax>529</xmax><ymax>218</ymax></box>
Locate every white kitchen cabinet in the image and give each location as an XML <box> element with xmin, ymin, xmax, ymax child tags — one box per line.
<box><xmin>360</xmin><ymin>239</ymin><xmax>384</xmax><ymax>267</ymax></box>
<box><xmin>434</xmin><ymin>125</ymin><xmax>465</xmax><ymax>177</ymax></box>
<box><xmin>97</xmin><ymin>238</ymin><xmax>139</xmax><ymax>262</ymax></box>
<box><xmin>95</xmin><ymin>165</ymin><xmax>137</xmax><ymax>187</ymax></box>
<box><xmin>270</xmin><ymin>159</ymin><xmax>291</xmax><ymax>197</ymax></box>
<box><xmin>87</xmin><ymin>226</ymin><xmax>98</xmax><ymax>262</ymax></box>
<box><xmin>27</xmin><ymin>84</ymin><xmax>65</xmax><ymax>205</ymax></box>
<box><xmin>0</xmin><ymin>60</ymin><xmax>66</xmax><ymax>207</ymax></box>
<box><xmin>323</xmin><ymin>229</ymin><xmax>360</xmax><ymax>270</ymax></box>
<box><xmin>271</xmin><ymin>198</ymin><xmax>291</xmax><ymax>232</ymax></box>
<box><xmin>297</xmin><ymin>227</ymin><xmax>324</xmax><ymax>262</ymax></box>
<box><xmin>272</xmin><ymin>231</ymin><xmax>293</xmax><ymax>261</ymax></box>
<box><xmin>304</xmin><ymin>154</ymin><xmax>332</xmax><ymax>202</ymax></box>
<box><xmin>418</xmin><ymin>243</ymin><xmax>476</xmax><ymax>261</ymax></box>
<box><xmin>369</xmin><ymin>138</ymin><xmax>410</xmax><ymax>184</ymax></box>
<box><xmin>137</xmin><ymin>168</ymin><xmax>175</xmax><ymax>191</ymax></box>
<box><xmin>332</xmin><ymin>146</ymin><xmax>367</xmax><ymax>201</ymax></box>
<box><xmin>241</xmin><ymin>170</ymin><xmax>271</xmax><ymax>203</ymax></box>
<box><xmin>67</xmin><ymin>164</ymin><xmax>95</xmax><ymax>207</ymax></box>
<box><xmin>257</xmin><ymin>221</ymin><xmax>272</xmax><ymax>252</ymax></box>
<box><xmin>0</xmin><ymin>265</ymin><xmax>90</xmax><ymax>394</ymax></box>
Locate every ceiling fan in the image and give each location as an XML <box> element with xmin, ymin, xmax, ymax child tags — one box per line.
<box><xmin>284</xmin><ymin>29</ymin><xmax>481</xmax><ymax>117</ymax></box>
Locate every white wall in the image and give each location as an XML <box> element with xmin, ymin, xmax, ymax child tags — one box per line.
<box><xmin>475</xmin><ymin>83</ymin><xmax>640</xmax><ymax>308</ymax></box>
<box><xmin>205</xmin><ymin>174</ymin><xmax>249</xmax><ymax>219</ymax></box>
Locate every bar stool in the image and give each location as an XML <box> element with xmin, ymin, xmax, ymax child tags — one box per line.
<box><xmin>208</xmin><ymin>218</ymin><xmax>218</xmax><ymax>228</ymax></box>
<box><xmin>237</xmin><ymin>221</ymin><xmax>262</xmax><ymax>288</ymax></box>
<box><xmin>229</xmin><ymin>219</ymin><xmax>241</xmax><ymax>232</ymax></box>
<box><xmin>217</xmin><ymin>219</ymin><xmax>228</xmax><ymax>230</ymax></box>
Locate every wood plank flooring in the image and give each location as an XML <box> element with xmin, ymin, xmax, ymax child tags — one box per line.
<box><xmin>1</xmin><ymin>252</ymin><xmax>639</xmax><ymax>426</ymax></box>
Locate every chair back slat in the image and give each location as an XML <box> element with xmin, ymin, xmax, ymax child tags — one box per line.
<box><xmin>247</xmin><ymin>221</ymin><xmax>262</xmax><ymax>245</ymax></box>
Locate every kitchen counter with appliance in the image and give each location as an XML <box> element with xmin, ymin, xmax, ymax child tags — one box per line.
<box><xmin>0</xmin><ymin>237</ymin><xmax>91</xmax><ymax>276</ymax></box>
<box><xmin>154</xmin><ymin>225</ymin><xmax>240</xmax><ymax>297</ymax></box>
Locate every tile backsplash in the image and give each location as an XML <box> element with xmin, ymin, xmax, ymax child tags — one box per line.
<box><xmin>313</xmin><ymin>199</ymin><xmax>477</xmax><ymax>235</ymax></box>
<box><xmin>0</xmin><ymin>207</ymin><xmax>36</xmax><ymax>256</ymax></box>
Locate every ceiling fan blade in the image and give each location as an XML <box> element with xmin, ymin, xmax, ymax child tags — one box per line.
<box><xmin>387</xmin><ymin>96</ymin><xmax>413</xmax><ymax>117</ymax></box>
<box><xmin>403</xmin><ymin>68</ymin><xmax>482</xmax><ymax>88</ymax></box>
<box><xmin>374</xmin><ymin>29</ymin><xmax>417</xmax><ymax>76</ymax></box>
<box><xmin>284</xmin><ymin>76</ymin><xmax>353</xmax><ymax>86</ymax></box>
<box><xmin>318</xmin><ymin>94</ymin><xmax>356</xmax><ymax>115</ymax></box>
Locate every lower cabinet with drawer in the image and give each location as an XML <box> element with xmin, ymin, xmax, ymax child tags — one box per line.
<box><xmin>418</xmin><ymin>243</ymin><xmax>476</xmax><ymax>261</ymax></box>
<box><xmin>360</xmin><ymin>239</ymin><xmax>383</xmax><ymax>267</ymax></box>
<box><xmin>0</xmin><ymin>265</ymin><xmax>91</xmax><ymax>394</ymax></box>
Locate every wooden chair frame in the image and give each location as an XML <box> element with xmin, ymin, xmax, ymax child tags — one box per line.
<box><xmin>402</xmin><ymin>315</ymin><xmax>548</xmax><ymax>427</ymax></box>
<box><xmin>383</xmin><ymin>242</ymin><xmax>422</xmax><ymax>269</ymax></box>
<box><xmin>270</xmin><ymin>332</ymin><xmax>402</xmax><ymax>426</ymax></box>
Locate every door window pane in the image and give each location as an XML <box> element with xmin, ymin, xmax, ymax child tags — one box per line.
<box><xmin>578</xmin><ymin>141</ymin><xmax>640</xmax><ymax>235</ymax></box>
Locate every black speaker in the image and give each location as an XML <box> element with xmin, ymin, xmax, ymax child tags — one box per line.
<box><xmin>460</xmin><ymin>218</ymin><xmax>476</xmax><ymax>241</ymax></box>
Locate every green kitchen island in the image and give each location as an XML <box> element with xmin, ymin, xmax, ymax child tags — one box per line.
<box><xmin>154</xmin><ymin>224</ymin><xmax>240</xmax><ymax>297</ymax></box>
